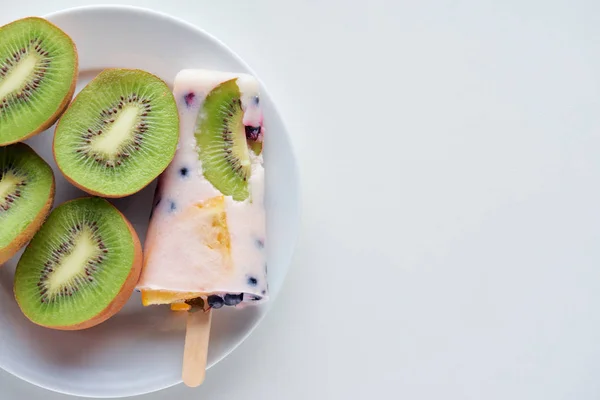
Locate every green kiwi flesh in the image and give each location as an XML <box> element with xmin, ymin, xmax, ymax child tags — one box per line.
<box><xmin>195</xmin><ymin>79</ymin><xmax>252</xmax><ymax>201</ymax></box>
<box><xmin>14</xmin><ymin>197</ymin><xmax>138</xmax><ymax>329</ymax></box>
<box><xmin>0</xmin><ymin>17</ymin><xmax>78</xmax><ymax>146</ymax></box>
<box><xmin>0</xmin><ymin>143</ymin><xmax>54</xmax><ymax>263</ymax></box>
<box><xmin>53</xmin><ymin>69</ymin><xmax>179</xmax><ymax>197</ymax></box>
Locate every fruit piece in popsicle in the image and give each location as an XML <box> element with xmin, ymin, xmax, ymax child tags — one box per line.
<box><xmin>196</xmin><ymin>79</ymin><xmax>251</xmax><ymax>201</ymax></box>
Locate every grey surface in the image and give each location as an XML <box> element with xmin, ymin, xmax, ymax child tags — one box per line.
<box><xmin>4</xmin><ymin>0</ymin><xmax>600</xmax><ymax>399</ymax></box>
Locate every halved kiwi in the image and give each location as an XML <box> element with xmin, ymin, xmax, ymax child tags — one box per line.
<box><xmin>53</xmin><ymin>69</ymin><xmax>179</xmax><ymax>197</ymax></box>
<box><xmin>14</xmin><ymin>197</ymin><xmax>142</xmax><ymax>330</ymax></box>
<box><xmin>0</xmin><ymin>143</ymin><xmax>54</xmax><ymax>265</ymax></box>
<box><xmin>0</xmin><ymin>17</ymin><xmax>78</xmax><ymax>146</ymax></box>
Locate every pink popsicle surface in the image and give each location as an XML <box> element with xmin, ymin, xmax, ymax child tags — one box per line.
<box><xmin>137</xmin><ymin>69</ymin><xmax>267</xmax><ymax>309</ymax></box>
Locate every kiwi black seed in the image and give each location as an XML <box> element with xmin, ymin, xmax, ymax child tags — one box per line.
<box><xmin>53</xmin><ymin>69</ymin><xmax>179</xmax><ymax>197</ymax></box>
<box><xmin>0</xmin><ymin>17</ymin><xmax>78</xmax><ymax>146</ymax></box>
<box><xmin>0</xmin><ymin>143</ymin><xmax>54</xmax><ymax>265</ymax></box>
<box><xmin>195</xmin><ymin>79</ymin><xmax>256</xmax><ymax>201</ymax></box>
<box><xmin>14</xmin><ymin>197</ymin><xmax>142</xmax><ymax>330</ymax></box>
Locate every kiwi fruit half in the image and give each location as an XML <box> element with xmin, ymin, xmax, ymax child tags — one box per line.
<box><xmin>0</xmin><ymin>17</ymin><xmax>78</xmax><ymax>146</ymax></box>
<box><xmin>14</xmin><ymin>197</ymin><xmax>142</xmax><ymax>330</ymax></box>
<box><xmin>53</xmin><ymin>69</ymin><xmax>179</xmax><ymax>197</ymax></box>
<box><xmin>0</xmin><ymin>143</ymin><xmax>54</xmax><ymax>265</ymax></box>
<box><xmin>195</xmin><ymin>79</ymin><xmax>260</xmax><ymax>201</ymax></box>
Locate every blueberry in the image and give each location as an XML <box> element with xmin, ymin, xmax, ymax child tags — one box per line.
<box><xmin>245</xmin><ymin>126</ymin><xmax>261</xmax><ymax>141</ymax></box>
<box><xmin>184</xmin><ymin>92</ymin><xmax>195</xmax><ymax>107</ymax></box>
<box><xmin>253</xmin><ymin>96</ymin><xmax>259</xmax><ymax>105</ymax></box>
<box><xmin>223</xmin><ymin>293</ymin><xmax>244</xmax><ymax>306</ymax></box>
<box><xmin>187</xmin><ymin>297</ymin><xmax>205</xmax><ymax>310</ymax></box>
<box><xmin>255</xmin><ymin>238</ymin><xmax>265</xmax><ymax>249</ymax></box>
<box><xmin>169</xmin><ymin>201</ymin><xmax>176</xmax><ymax>212</ymax></box>
<box><xmin>179</xmin><ymin>167</ymin><xmax>189</xmax><ymax>177</ymax></box>
<box><xmin>207</xmin><ymin>295</ymin><xmax>224</xmax><ymax>309</ymax></box>
<box><xmin>247</xmin><ymin>276</ymin><xmax>258</xmax><ymax>286</ymax></box>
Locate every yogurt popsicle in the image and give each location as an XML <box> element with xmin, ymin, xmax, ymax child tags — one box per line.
<box><xmin>137</xmin><ymin>69</ymin><xmax>267</xmax><ymax>310</ymax></box>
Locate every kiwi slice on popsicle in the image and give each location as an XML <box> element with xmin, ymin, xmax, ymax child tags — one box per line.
<box><xmin>195</xmin><ymin>79</ymin><xmax>253</xmax><ymax>201</ymax></box>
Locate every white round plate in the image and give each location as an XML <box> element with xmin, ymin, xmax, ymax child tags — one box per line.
<box><xmin>0</xmin><ymin>5</ymin><xmax>299</xmax><ymax>398</ymax></box>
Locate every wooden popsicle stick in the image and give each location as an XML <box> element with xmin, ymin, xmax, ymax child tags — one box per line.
<box><xmin>182</xmin><ymin>309</ymin><xmax>213</xmax><ymax>387</ymax></box>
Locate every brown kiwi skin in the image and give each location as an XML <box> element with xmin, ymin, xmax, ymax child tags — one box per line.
<box><xmin>0</xmin><ymin>17</ymin><xmax>78</xmax><ymax>146</ymax></box>
<box><xmin>52</xmin><ymin>68</ymin><xmax>177</xmax><ymax>198</ymax></box>
<box><xmin>13</xmin><ymin>198</ymin><xmax>143</xmax><ymax>330</ymax></box>
<box><xmin>0</xmin><ymin>147</ymin><xmax>55</xmax><ymax>265</ymax></box>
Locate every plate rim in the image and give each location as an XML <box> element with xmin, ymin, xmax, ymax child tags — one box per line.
<box><xmin>0</xmin><ymin>4</ymin><xmax>301</xmax><ymax>398</ymax></box>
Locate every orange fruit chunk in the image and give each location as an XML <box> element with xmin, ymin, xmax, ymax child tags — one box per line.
<box><xmin>141</xmin><ymin>290</ymin><xmax>203</xmax><ymax>306</ymax></box>
<box><xmin>170</xmin><ymin>303</ymin><xmax>191</xmax><ymax>312</ymax></box>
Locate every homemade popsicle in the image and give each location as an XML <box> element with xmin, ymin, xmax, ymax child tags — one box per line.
<box><xmin>136</xmin><ymin>69</ymin><xmax>267</xmax><ymax>311</ymax></box>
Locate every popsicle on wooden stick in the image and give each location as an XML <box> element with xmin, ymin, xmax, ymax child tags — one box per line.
<box><xmin>136</xmin><ymin>69</ymin><xmax>267</xmax><ymax>386</ymax></box>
